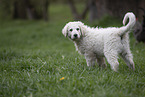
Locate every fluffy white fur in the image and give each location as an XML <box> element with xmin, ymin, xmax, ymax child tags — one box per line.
<box><xmin>62</xmin><ymin>12</ymin><xmax>136</xmax><ymax>71</ymax></box>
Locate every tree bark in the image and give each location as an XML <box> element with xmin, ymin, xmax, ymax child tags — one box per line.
<box><xmin>13</xmin><ymin>0</ymin><xmax>27</xmax><ymax>19</ymax></box>
<box><xmin>42</xmin><ymin>0</ymin><xmax>49</xmax><ymax>21</ymax></box>
<box><xmin>89</xmin><ymin>0</ymin><xmax>98</xmax><ymax>22</ymax></box>
<box><xmin>68</xmin><ymin>0</ymin><xmax>89</xmax><ymax>20</ymax></box>
<box><xmin>68</xmin><ymin>0</ymin><xmax>80</xmax><ymax>20</ymax></box>
<box><xmin>12</xmin><ymin>0</ymin><xmax>49</xmax><ymax>20</ymax></box>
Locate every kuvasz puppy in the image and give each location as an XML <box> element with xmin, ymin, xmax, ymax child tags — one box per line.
<box><xmin>62</xmin><ymin>12</ymin><xmax>136</xmax><ymax>72</ymax></box>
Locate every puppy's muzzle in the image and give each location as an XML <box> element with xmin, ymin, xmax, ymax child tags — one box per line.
<box><xmin>74</xmin><ymin>34</ymin><xmax>78</xmax><ymax>38</ymax></box>
<box><xmin>72</xmin><ymin>33</ymin><xmax>80</xmax><ymax>40</ymax></box>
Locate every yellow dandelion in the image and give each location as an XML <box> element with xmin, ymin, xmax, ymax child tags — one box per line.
<box><xmin>60</xmin><ymin>77</ymin><xmax>65</xmax><ymax>81</ymax></box>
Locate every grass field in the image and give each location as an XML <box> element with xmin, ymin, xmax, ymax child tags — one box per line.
<box><xmin>0</xmin><ymin>4</ymin><xmax>145</xmax><ymax>97</ymax></box>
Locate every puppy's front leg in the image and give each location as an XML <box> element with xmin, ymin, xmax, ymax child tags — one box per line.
<box><xmin>85</xmin><ymin>53</ymin><xmax>96</xmax><ymax>67</ymax></box>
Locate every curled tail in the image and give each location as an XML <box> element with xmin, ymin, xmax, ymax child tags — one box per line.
<box><xmin>119</xmin><ymin>12</ymin><xmax>136</xmax><ymax>36</ymax></box>
<box><xmin>123</xmin><ymin>12</ymin><xmax>136</xmax><ymax>29</ymax></box>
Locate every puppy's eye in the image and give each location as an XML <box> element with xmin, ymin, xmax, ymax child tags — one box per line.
<box><xmin>76</xmin><ymin>28</ymin><xmax>79</xmax><ymax>31</ymax></box>
<box><xmin>69</xmin><ymin>29</ymin><xmax>73</xmax><ymax>32</ymax></box>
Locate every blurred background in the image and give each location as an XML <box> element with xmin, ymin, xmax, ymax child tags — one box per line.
<box><xmin>0</xmin><ymin>0</ymin><xmax>145</xmax><ymax>51</ymax></box>
<box><xmin>0</xmin><ymin>0</ymin><xmax>145</xmax><ymax>22</ymax></box>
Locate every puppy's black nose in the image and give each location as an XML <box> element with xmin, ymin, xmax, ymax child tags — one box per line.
<box><xmin>74</xmin><ymin>34</ymin><xmax>78</xmax><ymax>37</ymax></box>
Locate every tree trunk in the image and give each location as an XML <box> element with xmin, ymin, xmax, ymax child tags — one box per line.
<box><xmin>68</xmin><ymin>0</ymin><xmax>80</xmax><ymax>20</ymax></box>
<box><xmin>106</xmin><ymin>0</ymin><xmax>140</xmax><ymax>18</ymax></box>
<box><xmin>68</xmin><ymin>0</ymin><xmax>89</xmax><ymax>20</ymax></box>
<box><xmin>13</xmin><ymin>0</ymin><xmax>27</xmax><ymax>19</ymax></box>
<box><xmin>12</xmin><ymin>0</ymin><xmax>49</xmax><ymax>20</ymax></box>
<box><xmin>42</xmin><ymin>0</ymin><xmax>49</xmax><ymax>21</ymax></box>
<box><xmin>81</xmin><ymin>1</ymin><xmax>89</xmax><ymax>20</ymax></box>
<box><xmin>89</xmin><ymin>0</ymin><xmax>98</xmax><ymax>22</ymax></box>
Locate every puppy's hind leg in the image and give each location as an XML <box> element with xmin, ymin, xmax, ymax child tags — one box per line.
<box><xmin>104</xmin><ymin>51</ymin><xmax>119</xmax><ymax>72</ymax></box>
<box><xmin>121</xmin><ymin>51</ymin><xmax>135</xmax><ymax>71</ymax></box>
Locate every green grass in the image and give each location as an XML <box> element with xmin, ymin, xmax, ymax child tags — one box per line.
<box><xmin>0</xmin><ymin>3</ymin><xmax>145</xmax><ymax>97</ymax></box>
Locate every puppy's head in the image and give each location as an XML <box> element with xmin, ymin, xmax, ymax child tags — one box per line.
<box><xmin>62</xmin><ymin>21</ymin><xmax>85</xmax><ymax>41</ymax></box>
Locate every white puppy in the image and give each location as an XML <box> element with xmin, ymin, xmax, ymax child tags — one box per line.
<box><xmin>62</xmin><ymin>12</ymin><xmax>136</xmax><ymax>71</ymax></box>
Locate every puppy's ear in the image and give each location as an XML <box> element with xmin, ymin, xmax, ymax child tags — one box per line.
<box><xmin>62</xmin><ymin>24</ymin><xmax>68</xmax><ymax>37</ymax></box>
<box><xmin>77</xmin><ymin>21</ymin><xmax>86</xmax><ymax>36</ymax></box>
